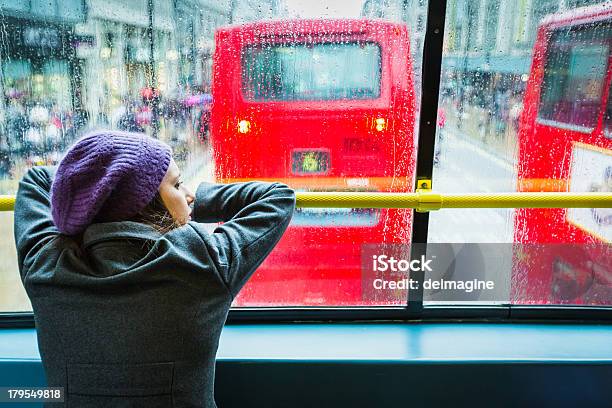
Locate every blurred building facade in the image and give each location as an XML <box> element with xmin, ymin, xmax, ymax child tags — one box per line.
<box><xmin>362</xmin><ymin>0</ymin><xmax>608</xmax><ymax>160</ymax></box>
<box><xmin>1</xmin><ymin>0</ymin><xmax>286</xmax><ymax>126</ymax></box>
<box><xmin>362</xmin><ymin>0</ymin><xmax>607</xmax><ymax>92</ymax></box>
<box><xmin>0</xmin><ymin>0</ymin><xmax>88</xmax><ymax>158</ymax></box>
<box><xmin>73</xmin><ymin>0</ymin><xmax>179</xmax><ymax>126</ymax></box>
<box><xmin>0</xmin><ymin>0</ymin><xmax>288</xmax><ymax>181</ymax></box>
<box><xmin>442</xmin><ymin>0</ymin><xmax>608</xmax><ymax>160</ymax></box>
<box><xmin>361</xmin><ymin>0</ymin><xmax>428</xmax><ymax>90</ymax></box>
<box><xmin>444</xmin><ymin>0</ymin><xmax>607</xmax><ymax>82</ymax></box>
<box><xmin>230</xmin><ymin>0</ymin><xmax>286</xmax><ymax>24</ymax></box>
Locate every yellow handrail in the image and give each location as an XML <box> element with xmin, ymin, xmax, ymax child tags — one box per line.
<box><xmin>2</xmin><ymin>192</ymin><xmax>611</xmax><ymax>213</ymax></box>
<box><xmin>0</xmin><ymin>195</ymin><xmax>14</xmax><ymax>212</ymax></box>
<box><xmin>296</xmin><ymin>192</ymin><xmax>612</xmax><ymax>212</ymax></box>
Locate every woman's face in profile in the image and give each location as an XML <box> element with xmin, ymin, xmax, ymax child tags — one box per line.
<box><xmin>159</xmin><ymin>159</ymin><xmax>195</xmax><ymax>224</ymax></box>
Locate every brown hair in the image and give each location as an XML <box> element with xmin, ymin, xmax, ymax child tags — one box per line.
<box><xmin>130</xmin><ymin>192</ymin><xmax>181</xmax><ymax>235</ymax></box>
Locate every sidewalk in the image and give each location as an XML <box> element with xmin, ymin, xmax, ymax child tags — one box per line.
<box><xmin>449</xmin><ymin>126</ymin><xmax>517</xmax><ymax>168</ymax></box>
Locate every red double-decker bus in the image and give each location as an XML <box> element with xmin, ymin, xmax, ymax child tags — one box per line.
<box><xmin>514</xmin><ymin>4</ymin><xmax>611</xmax><ymax>305</ymax></box>
<box><xmin>210</xmin><ymin>19</ymin><xmax>417</xmax><ymax>306</ymax></box>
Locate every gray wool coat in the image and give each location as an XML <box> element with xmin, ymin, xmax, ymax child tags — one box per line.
<box><xmin>14</xmin><ymin>166</ymin><xmax>295</xmax><ymax>408</ymax></box>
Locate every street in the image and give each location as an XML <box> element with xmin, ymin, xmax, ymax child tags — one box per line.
<box><xmin>428</xmin><ymin>128</ymin><xmax>517</xmax><ymax>243</ymax></box>
<box><xmin>426</xmin><ymin>128</ymin><xmax>517</xmax><ymax>303</ymax></box>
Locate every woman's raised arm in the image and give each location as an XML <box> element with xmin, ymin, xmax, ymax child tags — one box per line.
<box><xmin>14</xmin><ymin>166</ymin><xmax>60</xmax><ymax>278</ymax></box>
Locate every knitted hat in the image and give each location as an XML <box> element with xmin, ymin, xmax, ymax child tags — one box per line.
<box><xmin>51</xmin><ymin>130</ymin><xmax>172</xmax><ymax>235</ymax></box>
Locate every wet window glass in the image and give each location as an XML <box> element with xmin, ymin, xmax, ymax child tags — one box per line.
<box><xmin>538</xmin><ymin>25</ymin><xmax>610</xmax><ymax>130</ymax></box>
<box><xmin>0</xmin><ymin>0</ymin><xmax>426</xmax><ymax>311</ymax></box>
<box><xmin>431</xmin><ymin>0</ymin><xmax>611</xmax><ymax>307</ymax></box>
<box><xmin>242</xmin><ymin>42</ymin><xmax>381</xmax><ymax>101</ymax></box>
<box><xmin>2</xmin><ymin>0</ymin><xmax>609</xmax><ymax>314</ymax></box>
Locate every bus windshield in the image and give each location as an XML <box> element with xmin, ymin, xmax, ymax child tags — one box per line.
<box><xmin>242</xmin><ymin>42</ymin><xmax>381</xmax><ymax>102</ymax></box>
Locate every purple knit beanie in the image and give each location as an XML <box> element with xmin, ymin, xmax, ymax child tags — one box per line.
<box><xmin>51</xmin><ymin>130</ymin><xmax>172</xmax><ymax>235</ymax></box>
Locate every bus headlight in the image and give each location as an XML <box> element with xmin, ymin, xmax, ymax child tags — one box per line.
<box><xmin>375</xmin><ymin>118</ymin><xmax>386</xmax><ymax>132</ymax></box>
<box><xmin>238</xmin><ymin>120</ymin><xmax>251</xmax><ymax>134</ymax></box>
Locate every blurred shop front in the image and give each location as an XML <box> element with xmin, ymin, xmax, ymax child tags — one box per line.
<box><xmin>74</xmin><ymin>0</ymin><xmax>179</xmax><ymax>131</ymax></box>
<box><xmin>0</xmin><ymin>0</ymin><xmax>270</xmax><ymax>193</ymax></box>
<box><xmin>0</xmin><ymin>0</ymin><xmax>87</xmax><ymax>165</ymax></box>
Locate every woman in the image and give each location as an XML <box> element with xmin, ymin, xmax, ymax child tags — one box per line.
<box><xmin>14</xmin><ymin>130</ymin><xmax>295</xmax><ymax>407</ymax></box>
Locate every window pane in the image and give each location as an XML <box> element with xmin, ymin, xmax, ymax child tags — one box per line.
<box><xmin>0</xmin><ymin>0</ymin><xmax>427</xmax><ymax>311</ymax></box>
<box><xmin>431</xmin><ymin>0</ymin><xmax>612</xmax><ymax>307</ymax></box>
<box><xmin>0</xmin><ymin>0</ymin><xmax>219</xmax><ymax>312</ymax></box>
<box><xmin>538</xmin><ymin>25</ymin><xmax>609</xmax><ymax>130</ymax></box>
<box><xmin>242</xmin><ymin>42</ymin><xmax>381</xmax><ymax>101</ymax></box>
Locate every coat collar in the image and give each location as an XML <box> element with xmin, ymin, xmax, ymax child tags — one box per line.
<box><xmin>82</xmin><ymin>221</ymin><xmax>162</xmax><ymax>249</ymax></box>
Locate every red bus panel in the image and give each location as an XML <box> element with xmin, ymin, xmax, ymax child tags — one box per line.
<box><xmin>515</xmin><ymin>5</ymin><xmax>612</xmax><ymax>305</ymax></box>
<box><xmin>210</xmin><ymin>20</ymin><xmax>417</xmax><ymax>306</ymax></box>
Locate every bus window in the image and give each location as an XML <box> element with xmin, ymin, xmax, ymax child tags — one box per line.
<box><xmin>242</xmin><ymin>42</ymin><xmax>381</xmax><ymax>101</ymax></box>
<box><xmin>538</xmin><ymin>24</ymin><xmax>610</xmax><ymax>131</ymax></box>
